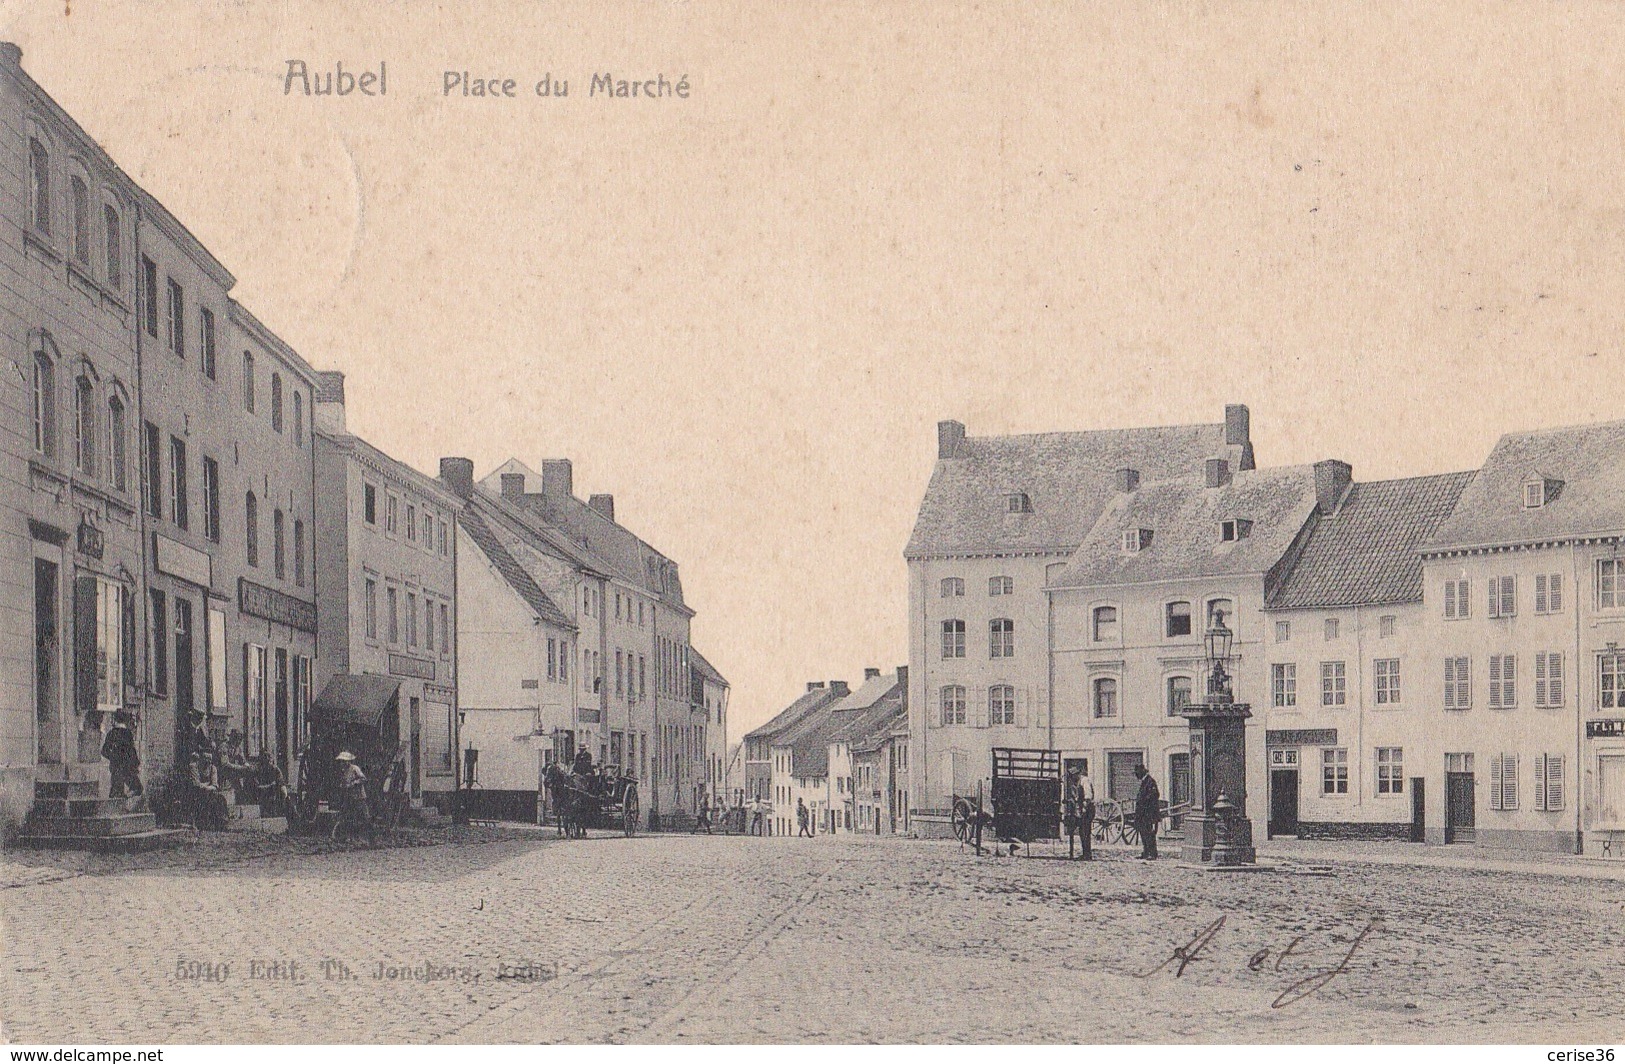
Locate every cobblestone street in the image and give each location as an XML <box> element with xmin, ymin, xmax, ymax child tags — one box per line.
<box><xmin>4</xmin><ymin>830</ymin><xmax>1624</xmax><ymax>1044</ymax></box>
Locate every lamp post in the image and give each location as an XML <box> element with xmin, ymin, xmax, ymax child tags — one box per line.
<box><xmin>1179</xmin><ymin>608</ymin><xmax>1257</xmax><ymax>866</ymax></box>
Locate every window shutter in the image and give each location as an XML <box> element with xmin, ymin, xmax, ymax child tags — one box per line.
<box><xmin>1534</xmin><ymin>653</ymin><xmax>1547</xmax><ymax>707</ymax></box>
<box><xmin>1503</xmin><ymin>655</ymin><xmax>1515</xmax><ymax>705</ymax></box>
<box><xmin>1444</xmin><ymin>659</ymin><xmax>1456</xmax><ymax>709</ymax></box>
<box><xmin>1550</xmin><ymin>574</ymin><xmax>1563</xmax><ymax>612</ymax></box>
<box><xmin>1459</xmin><ymin>658</ymin><xmax>1471</xmax><ymax>707</ymax></box>
<box><xmin>74</xmin><ymin>576</ymin><xmax>97</xmax><ymax>718</ymax></box>
<box><xmin>1504</xmin><ymin>754</ymin><xmax>1518</xmax><ymax>809</ymax></box>
<box><xmin>1547</xmin><ymin>755</ymin><xmax>1565</xmax><ymax>811</ymax></box>
<box><xmin>1534</xmin><ymin>754</ymin><xmax>1547</xmax><ymax>811</ymax></box>
<box><xmin>973</xmin><ymin>687</ymin><xmax>987</xmax><ymax>729</ymax></box>
<box><xmin>1504</xmin><ymin>576</ymin><xmax>1516</xmax><ymax>616</ymax></box>
<box><xmin>1014</xmin><ymin>686</ymin><xmax>1028</xmax><ymax>729</ymax></box>
<box><xmin>1489</xmin><ymin>754</ymin><xmax>1503</xmax><ymax>810</ymax></box>
<box><xmin>1445</xmin><ymin>581</ymin><xmax>1457</xmax><ymax>618</ymax></box>
<box><xmin>1535</xmin><ymin>575</ymin><xmax>1547</xmax><ymax>613</ymax></box>
<box><xmin>1034</xmin><ymin>686</ymin><xmax>1048</xmax><ymax>729</ymax></box>
<box><xmin>1488</xmin><ymin>655</ymin><xmax>1501</xmax><ymax>707</ymax></box>
<box><xmin>1487</xmin><ymin>578</ymin><xmax>1498</xmax><ymax>618</ymax></box>
<box><xmin>1550</xmin><ymin>653</ymin><xmax>1564</xmax><ymax>705</ymax></box>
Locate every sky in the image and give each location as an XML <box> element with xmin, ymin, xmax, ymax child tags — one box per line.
<box><xmin>11</xmin><ymin>1</ymin><xmax>1625</xmax><ymax>734</ymax></box>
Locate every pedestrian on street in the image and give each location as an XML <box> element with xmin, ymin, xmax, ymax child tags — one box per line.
<box><xmin>796</xmin><ymin>797</ymin><xmax>812</xmax><ymax>838</ymax></box>
<box><xmin>1132</xmin><ymin>764</ymin><xmax>1160</xmax><ymax>860</ymax></box>
<box><xmin>335</xmin><ymin>750</ymin><xmax>373</xmax><ymax>843</ymax></box>
<box><xmin>102</xmin><ymin>710</ymin><xmax>143</xmax><ymax>803</ymax></box>
<box><xmin>1063</xmin><ymin>764</ymin><xmax>1094</xmax><ymax>860</ymax></box>
<box><xmin>693</xmin><ymin>793</ymin><xmax>712</xmax><ymax>834</ymax></box>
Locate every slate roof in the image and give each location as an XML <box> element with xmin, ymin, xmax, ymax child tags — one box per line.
<box><xmin>783</xmin><ymin>674</ymin><xmax>901</xmax><ymax>778</ymax></box>
<box><xmin>459</xmin><ymin>502</ymin><xmax>576</xmax><ymax>630</ymax></box>
<box><xmin>905</xmin><ymin>422</ymin><xmax>1248</xmax><ymax>558</ymax></box>
<box><xmin>690</xmin><ymin>647</ymin><xmax>728</xmax><ymax>688</ymax></box>
<box><xmin>742</xmin><ymin>684</ymin><xmax>845</xmax><ymax>744</ymax></box>
<box><xmin>841</xmin><ymin>690</ymin><xmax>907</xmax><ymax>755</ymax></box>
<box><xmin>1423</xmin><ymin>419</ymin><xmax>1625</xmax><ymax>552</ymax></box>
<box><xmin>1269</xmin><ymin>472</ymin><xmax>1476</xmax><ymax>609</ymax></box>
<box><xmin>1050</xmin><ymin>465</ymin><xmax>1322</xmax><ymax>588</ymax></box>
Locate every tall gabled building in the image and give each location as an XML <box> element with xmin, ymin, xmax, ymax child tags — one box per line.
<box><xmin>743</xmin><ymin>680</ymin><xmax>847</xmax><ymax>835</ymax></box>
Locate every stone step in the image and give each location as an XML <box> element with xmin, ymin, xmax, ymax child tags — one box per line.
<box><xmin>27</xmin><ymin>812</ymin><xmax>158</xmax><ymax>836</ymax></box>
<box><xmin>15</xmin><ymin>827</ymin><xmax>189</xmax><ymax>854</ymax></box>
<box><xmin>56</xmin><ymin>796</ymin><xmax>150</xmax><ymax>817</ymax></box>
<box><xmin>227</xmin><ymin>803</ymin><xmax>262</xmax><ymax>820</ymax></box>
<box><xmin>35</xmin><ymin>779</ymin><xmax>101</xmax><ymax>800</ymax></box>
<box><xmin>226</xmin><ymin>815</ymin><xmax>287</xmax><ymax>833</ymax></box>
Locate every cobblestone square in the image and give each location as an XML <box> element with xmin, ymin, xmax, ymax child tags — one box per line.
<box><xmin>4</xmin><ymin>830</ymin><xmax>1623</xmax><ymax>1044</ymax></box>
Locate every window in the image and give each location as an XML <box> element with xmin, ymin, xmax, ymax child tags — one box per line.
<box><xmin>989</xmin><ymin>685</ymin><xmax>1015</xmax><ymax>726</ymax></box>
<box><xmin>1123</xmin><ymin>528</ymin><xmax>1151</xmax><ymax>552</ymax></box>
<box><xmin>69</xmin><ymin>175</ymin><xmax>89</xmax><ymax>265</ymax></box>
<box><xmin>272</xmin><ymin>510</ymin><xmax>285</xmax><ymax>579</ymax></box>
<box><xmin>1166</xmin><ymin>601</ymin><xmax>1192</xmax><ymax>638</ymax></box>
<box><xmin>1524</xmin><ymin>480</ymin><xmax>1545</xmax><ymax>508</ymax></box>
<box><xmin>363</xmin><ymin>483</ymin><xmax>377</xmax><ymax>524</ymax></box>
<box><xmin>406</xmin><ymin>503</ymin><xmax>417</xmax><ymax>542</ymax></box>
<box><xmin>1488</xmin><ymin>575</ymin><xmax>1516</xmax><ymax>618</ymax></box>
<box><xmin>106</xmin><ymin>394</ymin><xmax>126</xmax><ymax>491</ymax></box>
<box><xmin>988</xmin><ymin>575</ymin><xmax>1012</xmax><ymax>596</ymax></box>
<box><xmin>1601</xmin><ymin>652</ymin><xmax>1625</xmax><ymax>709</ymax></box>
<box><xmin>939</xmin><ymin>686</ymin><xmax>966</xmax><ymax>726</ymax></box>
<box><xmin>104</xmin><ymin>205</ymin><xmax>121</xmax><ymax>288</ymax></box>
<box><xmin>1006</xmin><ymin>492</ymin><xmax>1032</xmax><ymax>514</ymax></box>
<box><xmin>1489</xmin><ymin>753</ymin><xmax>1519</xmax><ymax>810</ymax></box>
<box><xmin>191</xmin><ymin>455</ymin><xmax>217</xmax><ymax>543</ymax></box>
<box><xmin>169</xmin><ymin>437</ymin><xmax>187</xmax><ymax>530</ymax></box>
<box><xmin>1092</xmin><ymin>606</ymin><xmax>1118</xmax><ymax>641</ymax></box>
<box><xmin>270</xmin><ymin>373</ymin><xmax>283</xmax><ymax>432</ymax></box>
<box><xmin>31</xmin><ymin>351</ymin><xmax>54</xmax><ymax>456</ymax></box>
<box><xmin>1321</xmin><ymin>748</ymin><xmax>1348</xmax><ymax>795</ymax></box>
<box><xmin>293</xmin><ymin>391</ymin><xmax>303</xmax><ymax>443</ymax></box>
<box><xmin>1534</xmin><ymin>651</ymin><xmax>1564</xmax><ymax>707</ymax></box>
<box><xmin>546</xmin><ymin>637</ymin><xmax>556</xmax><ymax>680</ymax></box>
<box><xmin>245</xmin><ymin>492</ymin><xmax>258</xmax><ymax>566</ymax></box>
<box><xmin>243</xmin><ymin>350</ymin><xmax>258</xmax><ymax>411</ymax></box>
<box><xmin>364</xmin><ymin>579</ymin><xmax>378</xmax><ymax>639</ymax></box>
<box><xmin>406</xmin><ymin>592</ymin><xmax>418</xmax><ymax>646</ymax></box>
<box><xmin>1320</xmin><ymin>662</ymin><xmax>1346</xmax><ymax>706</ymax></box>
<box><xmin>200</xmin><ymin>308</ymin><xmax>216</xmax><ymax>380</ymax></box>
<box><xmin>141</xmin><ymin>258</ymin><xmax>158</xmax><ymax>338</ymax></box>
<box><xmin>29</xmin><ymin>137</ymin><xmax>50</xmax><ymax>234</ymax></box>
<box><xmin>1375</xmin><ymin>748</ymin><xmax>1404</xmax><ymax>794</ymax></box>
<box><xmin>148</xmin><ymin>589</ymin><xmax>167</xmax><ymax>696</ymax></box>
<box><xmin>1092</xmin><ymin>677</ymin><xmax>1119</xmax><ymax>719</ymax></box>
<box><xmin>422</xmin><ymin>511</ymin><xmax>433</xmax><ymax>547</ymax></box>
<box><xmin>1488</xmin><ymin>654</ymin><xmax>1516</xmax><ymax>708</ymax></box>
<box><xmin>86</xmin><ymin>577</ymin><xmax>125</xmax><ymax>713</ymax></box>
<box><xmin>293</xmin><ymin>520</ymin><xmax>305</xmax><ymax>587</ymax></box>
<box><xmin>166</xmin><ymin>279</ymin><xmax>185</xmax><ymax>358</ymax></box>
<box><xmin>1221</xmin><ymin>518</ymin><xmax>1251</xmax><ymax>541</ymax></box>
<box><xmin>1324</xmin><ymin>618</ymin><xmax>1339</xmax><ymax>641</ymax></box>
<box><xmin>1274</xmin><ymin>620</ymin><xmax>1291</xmax><ymax>643</ymax></box>
<box><xmin>1443</xmin><ymin>578</ymin><xmax>1470</xmax><ymax>619</ymax></box>
<box><xmin>1374</xmin><ymin>658</ymin><xmax>1401</xmax><ymax>705</ymax></box>
<box><xmin>615</xmin><ymin>650</ymin><xmax>624</xmax><ymax>697</ymax></box>
<box><xmin>941</xmin><ymin>619</ymin><xmax>965</xmax><ymax>659</ymax></box>
<box><xmin>1443</xmin><ymin>656</ymin><xmax>1471</xmax><ymax>709</ymax></box>
<box><xmin>387</xmin><ymin>587</ymin><xmax>399</xmax><ymax>643</ymax></box>
<box><xmin>1599</xmin><ymin>560</ymin><xmax>1625</xmax><ymax>610</ymax></box>
<box><xmin>439</xmin><ymin>519</ymin><xmax>449</xmax><ymax>556</ymax></box>
<box><xmin>1379</xmin><ymin>615</ymin><xmax>1396</xmax><ymax>639</ymax></box>
<box><xmin>1531</xmin><ymin>573</ymin><xmax>1561</xmax><ymax>613</ymax></box>
<box><xmin>143</xmin><ymin>422</ymin><xmax>161</xmax><ymax>518</ymax></box>
<box><xmin>989</xmin><ymin>618</ymin><xmax>1014</xmax><ymax>658</ymax></box>
<box><xmin>1167</xmin><ymin>675</ymin><xmax>1192</xmax><ymax>717</ymax></box>
<box><xmin>386</xmin><ymin>495</ymin><xmax>398</xmax><ymax>534</ymax></box>
<box><xmin>1534</xmin><ymin>753</ymin><xmax>1565</xmax><ymax>812</ymax></box>
<box><xmin>74</xmin><ymin>375</ymin><xmax>95</xmax><ymax>476</ymax></box>
<box><xmin>1272</xmin><ymin>663</ymin><xmax>1297</xmax><ymax>707</ymax></box>
<box><xmin>441</xmin><ymin>604</ymin><xmax>451</xmax><ymax>658</ymax></box>
<box><xmin>940</xmin><ymin>577</ymin><xmax>963</xmax><ymax>598</ymax></box>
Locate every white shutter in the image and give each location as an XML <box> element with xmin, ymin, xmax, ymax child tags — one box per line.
<box><xmin>1459</xmin><ymin>658</ymin><xmax>1472</xmax><ymax>707</ymax></box>
<box><xmin>973</xmin><ymin>687</ymin><xmax>988</xmax><ymax>729</ymax></box>
<box><xmin>1444</xmin><ymin>659</ymin><xmax>1456</xmax><ymax>709</ymax></box>
<box><xmin>1550</xmin><ymin>574</ymin><xmax>1563</xmax><ymax>612</ymax></box>
<box><xmin>1550</xmin><ymin>653</ymin><xmax>1564</xmax><ymax>706</ymax></box>
<box><xmin>1488</xmin><ymin>656</ymin><xmax>1502</xmax><ymax>707</ymax></box>
<box><xmin>1487</xmin><ymin>577</ymin><xmax>1498</xmax><ymax>618</ymax></box>
<box><xmin>1034</xmin><ymin>685</ymin><xmax>1049</xmax><ymax>729</ymax></box>
<box><xmin>1547</xmin><ymin>755</ymin><xmax>1565</xmax><ymax>811</ymax></box>
<box><xmin>1535</xmin><ymin>575</ymin><xmax>1548</xmax><ymax>613</ymax></box>
<box><xmin>1534</xmin><ymin>754</ymin><xmax>1548</xmax><ymax>811</ymax></box>
<box><xmin>1504</xmin><ymin>754</ymin><xmax>1519</xmax><ymax>809</ymax></box>
<box><xmin>1015</xmin><ymin>686</ymin><xmax>1029</xmax><ymax>730</ymax></box>
<box><xmin>1534</xmin><ymin>653</ymin><xmax>1547</xmax><ymax>707</ymax></box>
<box><xmin>1445</xmin><ymin>581</ymin><xmax>1458</xmax><ymax>618</ymax></box>
<box><xmin>1504</xmin><ymin>655</ymin><xmax>1516</xmax><ymax>706</ymax></box>
<box><xmin>1489</xmin><ymin>754</ymin><xmax>1503</xmax><ymax>810</ymax></box>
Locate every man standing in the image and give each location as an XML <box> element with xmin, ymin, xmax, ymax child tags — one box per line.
<box><xmin>1064</xmin><ymin>764</ymin><xmax>1096</xmax><ymax>860</ymax></box>
<box><xmin>796</xmin><ymin>797</ymin><xmax>812</xmax><ymax>838</ymax></box>
<box><xmin>693</xmin><ymin>792</ymin><xmax>713</xmax><ymax>834</ymax></box>
<box><xmin>102</xmin><ymin>711</ymin><xmax>143</xmax><ymax>805</ymax></box>
<box><xmin>1132</xmin><ymin>764</ymin><xmax>1160</xmax><ymax>860</ymax></box>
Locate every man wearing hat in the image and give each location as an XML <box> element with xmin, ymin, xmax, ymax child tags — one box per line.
<box><xmin>335</xmin><ymin>750</ymin><xmax>372</xmax><ymax>841</ymax></box>
<box><xmin>102</xmin><ymin>710</ymin><xmax>143</xmax><ymax>802</ymax></box>
<box><xmin>1063</xmin><ymin>762</ymin><xmax>1095</xmax><ymax>860</ymax></box>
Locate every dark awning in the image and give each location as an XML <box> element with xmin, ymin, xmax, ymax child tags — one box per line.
<box><xmin>310</xmin><ymin>674</ymin><xmax>402</xmax><ymax>729</ymax></box>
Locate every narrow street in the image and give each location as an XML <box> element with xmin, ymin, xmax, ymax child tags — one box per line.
<box><xmin>4</xmin><ymin>830</ymin><xmax>1622</xmax><ymax>1043</ymax></box>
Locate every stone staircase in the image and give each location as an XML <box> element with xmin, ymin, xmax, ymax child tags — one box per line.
<box><xmin>17</xmin><ymin>775</ymin><xmax>188</xmax><ymax>853</ymax></box>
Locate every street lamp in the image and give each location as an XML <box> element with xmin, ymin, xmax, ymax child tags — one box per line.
<box><xmin>1204</xmin><ymin>607</ymin><xmax>1235</xmax><ymax>703</ymax></box>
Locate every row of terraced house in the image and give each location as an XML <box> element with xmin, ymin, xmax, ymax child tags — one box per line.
<box><xmin>905</xmin><ymin>404</ymin><xmax>1625</xmax><ymax>856</ymax></box>
<box><xmin>0</xmin><ymin>44</ymin><xmax>727</xmax><ymax>844</ymax></box>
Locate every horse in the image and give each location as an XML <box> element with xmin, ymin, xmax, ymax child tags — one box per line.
<box><xmin>543</xmin><ymin>761</ymin><xmax>589</xmax><ymax>839</ymax></box>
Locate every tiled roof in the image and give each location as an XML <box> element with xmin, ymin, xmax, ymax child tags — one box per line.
<box><xmin>842</xmin><ymin>692</ymin><xmax>907</xmax><ymax>755</ymax></box>
<box><xmin>1423</xmin><ymin>420</ymin><xmax>1625</xmax><ymax>552</ymax></box>
<box><xmin>1269</xmin><ymin>472</ymin><xmax>1476</xmax><ymax>609</ymax></box>
<box><xmin>690</xmin><ymin>647</ymin><xmax>728</xmax><ymax>688</ymax></box>
<box><xmin>459</xmin><ymin>503</ymin><xmax>576</xmax><ymax>630</ymax></box>
<box><xmin>905</xmin><ymin>422</ymin><xmax>1247</xmax><ymax>558</ymax></box>
<box><xmin>742</xmin><ymin>685</ymin><xmax>845</xmax><ymax>744</ymax></box>
<box><xmin>1050</xmin><ymin>465</ymin><xmax>1321</xmax><ymax>588</ymax></box>
<box><xmin>829</xmin><ymin>673</ymin><xmax>900</xmax><ymax>714</ymax></box>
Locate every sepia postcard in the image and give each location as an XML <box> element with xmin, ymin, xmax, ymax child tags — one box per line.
<box><xmin>2</xmin><ymin>0</ymin><xmax>1624</xmax><ymax>1052</ymax></box>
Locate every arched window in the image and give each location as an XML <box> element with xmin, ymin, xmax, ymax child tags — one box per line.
<box><xmin>270</xmin><ymin>373</ymin><xmax>283</xmax><ymax>432</ymax></box>
<box><xmin>243</xmin><ymin>351</ymin><xmax>255</xmax><ymax>412</ymax></box>
<box><xmin>1206</xmin><ymin>598</ymin><xmax>1235</xmax><ymax>637</ymax></box>
<box><xmin>989</xmin><ymin>684</ymin><xmax>1015</xmax><ymax>725</ymax></box>
<box><xmin>245</xmin><ymin>492</ymin><xmax>259</xmax><ymax>567</ymax></box>
<box><xmin>1092</xmin><ymin>677</ymin><xmax>1119</xmax><ymax>719</ymax></box>
<box><xmin>31</xmin><ymin>350</ymin><xmax>54</xmax><ymax>456</ymax></box>
<box><xmin>1167</xmin><ymin>675</ymin><xmax>1193</xmax><ymax>717</ymax></box>
<box><xmin>941</xmin><ymin>619</ymin><xmax>965</xmax><ymax>659</ymax></box>
<box><xmin>273</xmin><ymin>509</ymin><xmax>286</xmax><ymax>579</ymax></box>
<box><xmin>106</xmin><ymin>393</ymin><xmax>127</xmax><ymax>492</ymax></box>
<box><xmin>29</xmin><ymin>137</ymin><xmax>49</xmax><ymax>234</ymax></box>
<box><xmin>1093</xmin><ymin>605</ymin><xmax>1118</xmax><ymax>641</ymax></box>
<box><xmin>73</xmin><ymin>374</ymin><xmax>95</xmax><ymax>476</ymax></box>
<box><xmin>293</xmin><ymin>519</ymin><xmax>305</xmax><ymax>587</ymax></box>
<box><xmin>990</xmin><ymin>618</ymin><xmax>1014</xmax><ymax>658</ymax></box>
<box><xmin>988</xmin><ymin>575</ymin><xmax>1012</xmax><ymax>596</ymax></box>
<box><xmin>69</xmin><ymin>175</ymin><xmax>90</xmax><ymax>266</ymax></box>
<box><xmin>1165</xmin><ymin>600</ymin><xmax>1193</xmax><ymax>638</ymax></box>
<box><xmin>103</xmin><ymin>204</ymin><xmax>121</xmax><ymax>289</ymax></box>
<box><xmin>293</xmin><ymin>390</ymin><xmax>303</xmax><ymax>444</ymax></box>
<box><xmin>940</xmin><ymin>577</ymin><xmax>964</xmax><ymax>598</ymax></box>
<box><xmin>939</xmin><ymin>685</ymin><xmax>966</xmax><ymax>726</ymax></box>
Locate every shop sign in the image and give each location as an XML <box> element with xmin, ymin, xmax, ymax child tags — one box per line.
<box><xmin>238</xmin><ymin>577</ymin><xmax>317</xmax><ymax>633</ymax></box>
<box><xmin>1586</xmin><ymin>719</ymin><xmax>1625</xmax><ymax>739</ymax></box>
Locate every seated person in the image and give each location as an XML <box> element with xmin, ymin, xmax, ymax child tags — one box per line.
<box><xmin>217</xmin><ymin>730</ymin><xmax>255</xmax><ymax>794</ymax></box>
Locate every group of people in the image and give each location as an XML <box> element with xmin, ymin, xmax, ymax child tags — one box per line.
<box><xmin>177</xmin><ymin>708</ymin><xmax>292</xmax><ymax>829</ymax></box>
<box><xmin>1062</xmin><ymin>762</ymin><xmax>1161</xmax><ymax>860</ymax></box>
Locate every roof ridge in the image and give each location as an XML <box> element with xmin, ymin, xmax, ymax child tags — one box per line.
<box><xmin>964</xmin><ymin>421</ymin><xmax>1225</xmax><ymax>445</ymax></box>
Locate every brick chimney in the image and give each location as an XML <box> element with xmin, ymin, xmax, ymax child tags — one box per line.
<box><xmin>895</xmin><ymin>665</ymin><xmax>908</xmax><ymax>687</ymax></box>
<box><xmin>829</xmin><ymin>680</ymin><xmax>850</xmax><ymax>695</ymax></box>
<box><xmin>1115</xmin><ymin>468</ymin><xmax>1140</xmax><ymax>493</ymax></box>
<box><xmin>500</xmin><ymin>473</ymin><xmax>526</xmax><ymax>500</ymax></box>
<box><xmin>1314</xmin><ymin>459</ymin><xmax>1353</xmax><ymax>513</ymax></box>
<box><xmin>0</xmin><ymin>43</ymin><xmax>23</xmax><ymax>67</ymax></box>
<box><xmin>588</xmin><ymin>494</ymin><xmax>615</xmax><ymax>522</ymax></box>
<box><xmin>807</xmin><ymin>681</ymin><xmax>825</xmax><ymax>692</ymax></box>
<box><xmin>541</xmin><ymin>459</ymin><xmax>573</xmax><ymax>500</ymax></box>
<box><xmin>1204</xmin><ymin>458</ymin><xmax>1231</xmax><ymax>488</ymax></box>
<box><xmin>313</xmin><ymin>370</ymin><xmax>347</xmax><ymax>434</ymax></box>
<box><xmin>937</xmin><ymin>420</ymin><xmax>965</xmax><ymax>459</ymax></box>
<box><xmin>439</xmin><ymin>457</ymin><xmax>474</xmax><ymax>499</ymax></box>
<box><xmin>864</xmin><ymin>667</ymin><xmax>881</xmax><ymax>681</ymax></box>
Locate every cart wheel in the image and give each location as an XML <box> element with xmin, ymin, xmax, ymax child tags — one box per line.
<box><xmin>1120</xmin><ymin>821</ymin><xmax>1139</xmax><ymax>847</ymax></box>
<box><xmin>951</xmin><ymin>798</ymin><xmax>975</xmax><ymax>842</ymax></box>
<box><xmin>623</xmin><ymin>784</ymin><xmax>640</xmax><ymax>837</ymax></box>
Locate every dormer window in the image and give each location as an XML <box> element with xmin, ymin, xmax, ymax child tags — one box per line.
<box><xmin>1123</xmin><ymin>528</ymin><xmax>1152</xmax><ymax>553</ymax></box>
<box><xmin>1006</xmin><ymin>492</ymin><xmax>1032</xmax><ymax>514</ymax></box>
<box><xmin>1523</xmin><ymin>475</ymin><xmax>1563</xmax><ymax>509</ymax></box>
<box><xmin>1221</xmin><ymin>518</ymin><xmax>1253</xmax><ymax>542</ymax></box>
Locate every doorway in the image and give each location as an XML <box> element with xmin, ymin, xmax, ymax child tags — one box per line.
<box><xmin>1445</xmin><ymin>772</ymin><xmax>1476</xmax><ymax>843</ymax></box>
<box><xmin>1269</xmin><ymin>769</ymin><xmax>1300</xmax><ymax>838</ymax></box>
<box><xmin>1107</xmin><ymin>750</ymin><xmax>1145</xmax><ymax>801</ymax></box>
<box><xmin>1410</xmin><ymin>777</ymin><xmax>1426</xmax><ymax>842</ymax></box>
<box><xmin>409</xmin><ymin>696</ymin><xmax>422</xmax><ymax>799</ymax></box>
<box><xmin>174</xmin><ymin>598</ymin><xmax>194</xmax><ymax>723</ymax></box>
<box><xmin>274</xmin><ymin>649</ymin><xmax>289</xmax><ymax>779</ymax></box>
<box><xmin>35</xmin><ymin>557</ymin><xmax>61</xmax><ymax>765</ymax></box>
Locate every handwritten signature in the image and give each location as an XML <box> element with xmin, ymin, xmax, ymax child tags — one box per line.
<box><xmin>1136</xmin><ymin>915</ymin><xmax>1383</xmax><ymax>1009</ymax></box>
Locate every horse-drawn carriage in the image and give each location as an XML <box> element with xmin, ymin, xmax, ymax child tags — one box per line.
<box><xmin>542</xmin><ymin>760</ymin><xmax>640</xmax><ymax>838</ymax></box>
<box><xmin>288</xmin><ymin>674</ymin><xmax>412</xmax><ymax>836</ymax></box>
